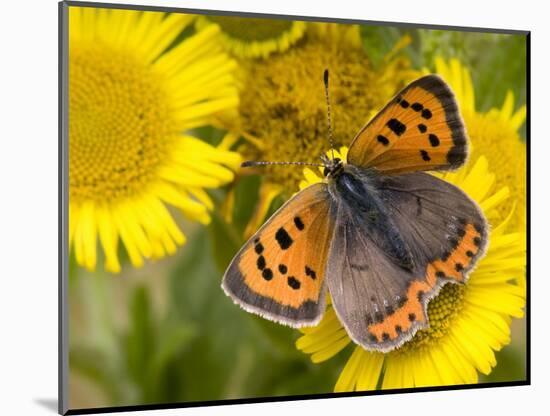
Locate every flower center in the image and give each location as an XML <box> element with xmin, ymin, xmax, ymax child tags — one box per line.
<box><xmin>206</xmin><ymin>16</ymin><xmax>293</xmax><ymax>41</ymax></box>
<box><xmin>240</xmin><ymin>41</ymin><xmax>398</xmax><ymax>192</ymax></box>
<box><xmin>69</xmin><ymin>42</ymin><xmax>174</xmax><ymax>203</ymax></box>
<box><xmin>392</xmin><ymin>283</ymin><xmax>466</xmax><ymax>355</ymax></box>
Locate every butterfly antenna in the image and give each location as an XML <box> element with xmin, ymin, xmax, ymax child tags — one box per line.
<box><xmin>241</xmin><ymin>160</ymin><xmax>324</xmax><ymax>168</ymax></box>
<box><xmin>323</xmin><ymin>69</ymin><xmax>335</xmax><ymax>161</ymax></box>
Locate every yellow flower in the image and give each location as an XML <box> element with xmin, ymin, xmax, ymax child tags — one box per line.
<box><xmin>296</xmin><ymin>148</ymin><xmax>526</xmax><ymax>390</ymax></box>
<box><xmin>69</xmin><ymin>8</ymin><xmax>241</xmax><ymax>273</ymax></box>
<box><xmin>195</xmin><ymin>16</ymin><xmax>307</xmax><ymax>59</ymax></box>
<box><xmin>432</xmin><ymin>57</ymin><xmax>527</xmax><ymax>229</ymax></box>
<box><xmin>232</xmin><ymin>25</ymin><xmax>418</xmax><ymax>237</ymax></box>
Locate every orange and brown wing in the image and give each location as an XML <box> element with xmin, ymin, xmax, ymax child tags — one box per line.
<box><xmin>222</xmin><ymin>183</ymin><xmax>336</xmax><ymax>327</ymax></box>
<box><xmin>326</xmin><ymin>172</ymin><xmax>487</xmax><ymax>352</ymax></box>
<box><xmin>347</xmin><ymin>75</ymin><xmax>468</xmax><ymax>174</ymax></box>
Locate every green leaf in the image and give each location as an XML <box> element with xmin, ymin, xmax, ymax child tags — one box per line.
<box><xmin>125</xmin><ymin>286</ymin><xmax>155</xmax><ymax>390</ymax></box>
<box><xmin>68</xmin><ymin>250</ymin><xmax>78</xmax><ymax>286</ymax></box>
<box><xmin>169</xmin><ymin>228</ymin><xmax>219</xmax><ymax>320</ymax></box>
<box><xmin>145</xmin><ymin>319</ymin><xmax>197</xmax><ymax>401</ymax></box>
<box><xmin>190</xmin><ymin>125</ymin><xmax>227</xmax><ymax>146</ymax></box>
<box><xmin>232</xmin><ymin>174</ymin><xmax>261</xmax><ymax>235</ymax></box>
<box><xmin>249</xmin><ymin>316</ymin><xmax>303</xmax><ymax>358</ymax></box>
<box><xmin>70</xmin><ymin>345</ymin><xmax>124</xmax><ymax>404</ymax></box>
<box><xmin>208</xmin><ymin>211</ymin><xmax>243</xmax><ymax>273</ymax></box>
<box><xmin>482</xmin><ymin>344</ymin><xmax>526</xmax><ymax>383</ymax></box>
<box><xmin>361</xmin><ymin>25</ymin><xmax>404</xmax><ymax>68</ymax></box>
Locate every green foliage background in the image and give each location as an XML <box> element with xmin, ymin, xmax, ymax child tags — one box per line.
<box><xmin>68</xmin><ymin>22</ymin><xmax>527</xmax><ymax>409</ymax></box>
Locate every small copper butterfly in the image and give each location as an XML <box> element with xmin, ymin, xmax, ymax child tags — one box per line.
<box><xmin>222</xmin><ymin>71</ymin><xmax>488</xmax><ymax>352</ymax></box>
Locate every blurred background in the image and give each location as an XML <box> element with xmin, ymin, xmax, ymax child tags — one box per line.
<box><xmin>68</xmin><ymin>13</ymin><xmax>527</xmax><ymax>410</ymax></box>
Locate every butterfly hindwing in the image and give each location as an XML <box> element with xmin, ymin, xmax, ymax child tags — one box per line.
<box><xmin>375</xmin><ymin>172</ymin><xmax>488</xmax><ymax>285</ymax></box>
<box><xmin>347</xmin><ymin>75</ymin><xmax>467</xmax><ymax>174</ymax></box>
<box><xmin>326</xmin><ymin>201</ymin><xmax>420</xmax><ymax>352</ymax></box>
<box><xmin>222</xmin><ymin>183</ymin><xmax>336</xmax><ymax>327</ymax></box>
<box><xmin>326</xmin><ymin>170</ymin><xmax>487</xmax><ymax>352</ymax></box>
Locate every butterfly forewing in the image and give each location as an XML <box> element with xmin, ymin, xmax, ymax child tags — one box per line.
<box><xmin>222</xmin><ymin>183</ymin><xmax>336</xmax><ymax>327</ymax></box>
<box><xmin>347</xmin><ymin>75</ymin><xmax>467</xmax><ymax>174</ymax></box>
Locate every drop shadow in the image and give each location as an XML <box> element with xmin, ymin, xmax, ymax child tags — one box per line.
<box><xmin>34</xmin><ymin>398</ymin><xmax>58</xmax><ymax>413</ymax></box>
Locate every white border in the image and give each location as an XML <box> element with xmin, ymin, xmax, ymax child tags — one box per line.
<box><xmin>1</xmin><ymin>0</ymin><xmax>545</xmax><ymax>415</ymax></box>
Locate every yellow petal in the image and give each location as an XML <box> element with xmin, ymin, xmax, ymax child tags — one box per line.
<box><xmin>449</xmin><ymin>322</ymin><xmax>494</xmax><ymax>375</ymax></box>
<box><xmin>112</xmin><ymin>209</ymin><xmax>143</xmax><ymax>268</ymax></box>
<box><xmin>144</xmin><ymin>196</ymin><xmax>185</xmax><ymax>246</ymax></box>
<box><xmin>96</xmin><ymin>205</ymin><xmax>121</xmax><ymax>273</ymax></box>
<box><xmin>244</xmin><ymin>183</ymin><xmax>282</xmax><ymax>239</ymax></box>
<box><xmin>500</xmin><ymin>90</ymin><xmax>515</xmax><ymax>120</ymax></box>
<box><xmin>480</xmin><ymin>187</ymin><xmax>510</xmax><ymax>213</ymax></box>
<box><xmin>311</xmin><ymin>336</ymin><xmax>351</xmax><ymax>363</ymax></box>
<box><xmin>334</xmin><ymin>347</ymin><xmax>364</xmax><ymax>392</ymax></box>
<box><xmin>154</xmin><ymin>25</ymin><xmax>221</xmax><ymax>79</ymax></box>
<box><xmin>155</xmin><ymin>183</ymin><xmax>210</xmax><ymax>224</ymax></box>
<box><xmin>382</xmin><ymin>355</ymin><xmax>404</xmax><ymax>389</ymax></box>
<box><xmin>355</xmin><ymin>351</ymin><xmax>384</xmax><ymax>391</ymax></box>
<box><xmin>439</xmin><ymin>339</ymin><xmax>477</xmax><ymax>383</ymax></box>
<box><xmin>510</xmin><ymin>105</ymin><xmax>527</xmax><ymax>131</ymax></box>
<box><xmin>79</xmin><ymin>201</ymin><xmax>97</xmax><ymax>271</ymax></box>
<box><xmin>139</xmin><ymin>13</ymin><xmax>195</xmax><ymax>62</ymax></box>
<box><xmin>69</xmin><ymin>203</ymin><xmax>78</xmax><ymax>250</ymax></box>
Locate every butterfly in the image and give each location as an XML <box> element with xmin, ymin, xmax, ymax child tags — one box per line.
<box><xmin>222</xmin><ymin>71</ymin><xmax>488</xmax><ymax>352</ymax></box>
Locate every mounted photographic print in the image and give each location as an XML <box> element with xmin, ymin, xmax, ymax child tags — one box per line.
<box><xmin>59</xmin><ymin>1</ymin><xmax>529</xmax><ymax>414</ymax></box>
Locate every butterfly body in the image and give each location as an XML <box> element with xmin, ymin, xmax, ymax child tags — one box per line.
<box><xmin>329</xmin><ymin>165</ymin><xmax>415</xmax><ymax>272</ymax></box>
<box><xmin>223</xmin><ymin>74</ymin><xmax>488</xmax><ymax>352</ymax></box>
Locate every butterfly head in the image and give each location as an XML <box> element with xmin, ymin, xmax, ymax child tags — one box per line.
<box><xmin>321</xmin><ymin>154</ymin><xmax>344</xmax><ymax>178</ymax></box>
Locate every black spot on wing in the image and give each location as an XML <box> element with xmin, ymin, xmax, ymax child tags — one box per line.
<box><xmin>350</xmin><ymin>263</ymin><xmax>369</xmax><ymax>271</ymax></box>
<box><xmin>223</xmin><ymin>259</ymin><xmax>324</xmax><ymax>323</ymax></box>
<box><xmin>387</xmin><ymin>118</ymin><xmax>406</xmax><ymax>136</ymax></box>
<box><xmin>428</xmin><ymin>133</ymin><xmax>440</xmax><ymax>147</ymax></box>
<box><xmin>305</xmin><ymin>265</ymin><xmax>316</xmax><ymax>280</ymax></box>
<box><xmin>287</xmin><ymin>276</ymin><xmax>301</xmax><ymax>290</ymax></box>
<box><xmin>278</xmin><ymin>264</ymin><xmax>287</xmax><ymax>274</ymax></box>
<box><xmin>420</xmin><ymin>150</ymin><xmax>431</xmax><ymax>161</ymax></box>
<box><xmin>275</xmin><ymin>227</ymin><xmax>293</xmax><ymax>249</ymax></box>
<box><xmin>294</xmin><ymin>216</ymin><xmax>305</xmax><ymax>230</ymax></box>
<box><xmin>377</xmin><ymin>134</ymin><xmax>390</xmax><ymax>146</ymax></box>
<box><xmin>416</xmin><ymin>196</ymin><xmax>422</xmax><ymax>216</ymax></box>
<box><xmin>262</xmin><ymin>268</ymin><xmax>273</xmax><ymax>281</ymax></box>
